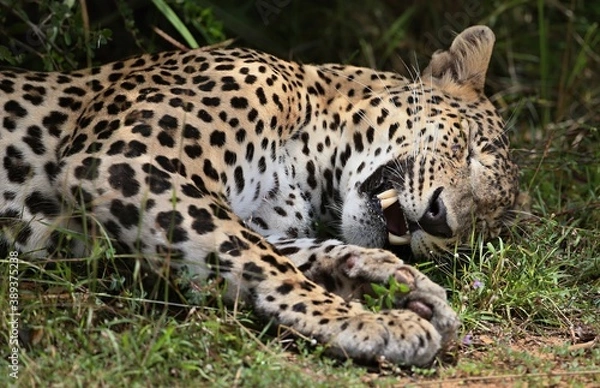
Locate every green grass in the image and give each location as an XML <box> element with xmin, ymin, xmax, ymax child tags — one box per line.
<box><xmin>2</xmin><ymin>228</ymin><xmax>598</xmax><ymax>386</ymax></box>
<box><xmin>1</xmin><ymin>0</ymin><xmax>600</xmax><ymax>386</ymax></box>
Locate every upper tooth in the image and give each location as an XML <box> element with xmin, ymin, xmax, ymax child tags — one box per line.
<box><xmin>388</xmin><ymin>233</ymin><xmax>411</xmax><ymax>245</ymax></box>
<box><xmin>376</xmin><ymin>189</ymin><xmax>397</xmax><ymax>200</ymax></box>
<box><xmin>380</xmin><ymin>196</ymin><xmax>398</xmax><ymax>210</ymax></box>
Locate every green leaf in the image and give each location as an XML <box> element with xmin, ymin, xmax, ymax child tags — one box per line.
<box><xmin>152</xmin><ymin>0</ymin><xmax>199</xmax><ymax>48</ymax></box>
<box><xmin>0</xmin><ymin>45</ymin><xmax>18</xmax><ymax>65</ymax></box>
<box><xmin>370</xmin><ymin>283</ymin><xmax>387</xmax><ymax>296</ymax></box>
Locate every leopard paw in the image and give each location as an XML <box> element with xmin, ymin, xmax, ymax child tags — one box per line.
<box><xmin>317</xmin><ymin>307</ymin><xmax>450</xmax><ymax>366</ymax></box>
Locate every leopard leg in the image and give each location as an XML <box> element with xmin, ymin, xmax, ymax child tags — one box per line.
<box><xmin>178</xmin><ymin>208</ymin><xmax>458</xmax><ymax>366</ymax></box>
<box><xmin>0</xmin><ymin>183</ymin><xmax>89</xmax><ymax>258</ymax></box>
<box><xmin>269</xmin><ymin>237</ymin><xmax>443</xmax><ymax>298</ymax></box>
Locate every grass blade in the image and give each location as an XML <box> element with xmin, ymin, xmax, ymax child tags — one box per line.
<box><xmin>151</xmin><ymin>0</ymin><xmax>199</xmax><ymax>48</ymax></box>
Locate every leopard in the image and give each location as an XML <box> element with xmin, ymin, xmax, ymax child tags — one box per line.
<box><xmin>0</xmin><ymin>25</ymin><xmax>522</xmax><ymax>366</ymax></box>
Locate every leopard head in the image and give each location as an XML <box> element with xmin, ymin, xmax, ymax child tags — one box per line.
<box><xmin>341</xmin><ymin>26</ymin><xmax>525</xmax><ymax>257</ymax></box>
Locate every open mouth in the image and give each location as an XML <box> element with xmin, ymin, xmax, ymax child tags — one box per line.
<box><xmin>376</xmin><ymin>188</ymin><xmax>411</xmax><ymax>245</ymax></box>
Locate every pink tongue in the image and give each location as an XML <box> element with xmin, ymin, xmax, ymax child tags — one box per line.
<box><xmin>383</xmin><ymin>201</ymin><xmax>408</xmax><ymax>236</ymax></box>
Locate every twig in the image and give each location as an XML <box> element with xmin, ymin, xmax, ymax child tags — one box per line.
<box><xmin>152</xmin><ymin>25</ymin><xmax>188</xmax><ymax>51</ymax></box>
<box><xmin>79</xmin><ymin>0</ymin><xmax>91</xmax><ymax>68</ymax></box>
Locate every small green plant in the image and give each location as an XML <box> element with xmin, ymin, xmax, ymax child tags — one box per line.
<box><xmin>364</xmin><ymin>275</ymin><xmax>411</xmax><ymax>312</ymax></box>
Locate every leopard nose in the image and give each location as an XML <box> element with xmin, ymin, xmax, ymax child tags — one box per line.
<box><xmin>418</xmin><ymin>187</ymin><xmax>453</xmax><ymax>238</ymax></box>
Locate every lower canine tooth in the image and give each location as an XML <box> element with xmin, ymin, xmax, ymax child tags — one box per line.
<box><xmin>380</xmin><ymin>197</ymin><xmax>397</xmax><ymax>210</ymax></box>
<box><xmin>388</xmin><ymin>233</ymin><xmax>411</xmax><ymax>245</ymax></box>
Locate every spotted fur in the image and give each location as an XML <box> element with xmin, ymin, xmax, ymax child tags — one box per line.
<box><xmin>0</xmin><ymin>26</ymin><xmax>520</xmax><ymax>365</ymax></box>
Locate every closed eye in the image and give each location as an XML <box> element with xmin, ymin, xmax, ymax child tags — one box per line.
<box><xmin>462</xmin><ymin>118</ymin><xmax>474</xmax><ymax>160</ymax></box>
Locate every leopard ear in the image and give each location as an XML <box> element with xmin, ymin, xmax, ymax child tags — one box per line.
<box><xmin>423</xmin><ymin>25</ymin><xmax>495</xmax><ymax>92</ymax></box>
